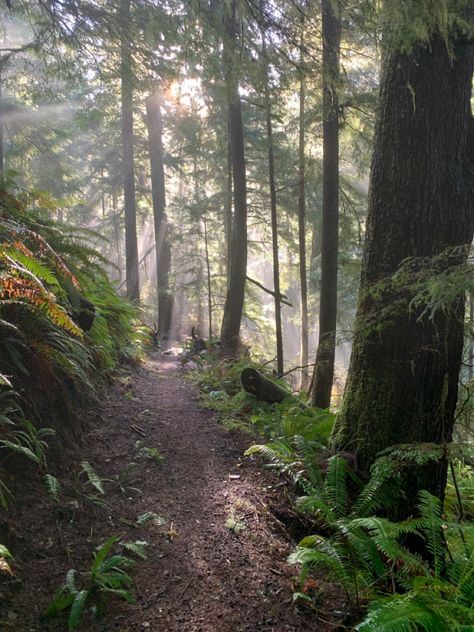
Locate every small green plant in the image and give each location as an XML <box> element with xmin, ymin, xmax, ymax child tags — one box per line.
<box><xmin>134</xmin><ymin>441</ymin><xmax>164</xmax><ymax>464</ymax></box>
<box><xmin>80</xmin><ymin>460</ymin><xmax>105</xmax><ymax>495</ymax></box>
<box><xmin>0</xmin><ymin>419</ymin><xmax>55</xmax><ymax>468</ymax></box>
<box><xmin>225</xmin><ymin>508</ymin><xmax>246</xmax><ymax>534</ymax></box>
<box><xmin>0</xmin><ymin>544</ymin><xmax>14</xmax><ymax>577</ymax></box>
<box><xmin>44</xmin><ymin>536</ymin><xmax>137</xmax><ymax>630</ymax></box>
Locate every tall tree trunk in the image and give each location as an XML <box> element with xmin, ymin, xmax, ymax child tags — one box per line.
<box><xmin>261</xmin><ymin>33</ymin><xmax>283</xmax><ymax>375</ymax></box>
<box><xmin>298</xmin><ymin>34</ymin><xmax>309</xmax><ymax>391</ymax></box>
<box><xmin>220</xmin><ymin>0</ymin><xmax>248</xmax><ymax>354</ymax></box>
<box><xmin>146</xmin><ymin>88</ymin><xmax>173</xmax><ymax>339</ymax></box>
<box><xmin>224</xmin><ymin>121</ymin><xmax>233</xmax><ymax>286</ymax></box>
<box><xmin>311</xmin><ymin>0</ymin><xmax>341</xmax><ymax>408</ymax></box>
<box><xmin>120</xmin><ymin>0</ymin><xmax>139</xmax><ymax>302</ymax></box>
<box><xmin>469</xmin><ymin>294</ymin><xmax>474</xmax><ymax>384</ymax></box>
<box><xmin>0</xmin><ymin>73</ymin><xmax>4</xmax><ymax>174</ymax></box>
<box><xmin>333</xmin><ymin>36</ymin><xmax>474</xmax><ymax>511</ymax></box>
<box><xmin>112</xmin><ymin>191</ymin><xmax>123</xmax><ymax>282</ymax></box>
<box><xmin>203</xmin><ymin>215</ymin><xmax>213</xmax><ymax>340</ymax></box>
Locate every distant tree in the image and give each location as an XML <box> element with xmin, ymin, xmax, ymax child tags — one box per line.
<box><xmin>146</xmin><ymin>87</ymin><xmax>173</xmax><ymax>339</ymax></box>
<box><xmin>260</xmin><ymin>15</ymin><xmax>284</xmax><ymax>375</ymax></box>
<box><xmin>333</xmin><ymin>18</ymin><xmax>474</xmax><ymax>513</ymax></box>
<box><xmin>298</xmin><ymin>16</ymin><xmax>309</xmax><ymax>390</ymax></box>
<box><xmin>120</xmin><ymin>0</ymin><xmax>140</xmax><ymax>301</ymax></box>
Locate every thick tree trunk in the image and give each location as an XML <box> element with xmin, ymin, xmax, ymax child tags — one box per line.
<box><xmin>298</xmin><ymin>56</ymin><xmax>309</xmax><ymax>391</ymax></box>
<box><xmin>220</xmin><ymin>0</ymin><xmax>248</xmax><ymax>355</ymax></box>
<box><xmin>261</xmin><ymin>34</ymin><xmax>283</xmax><ymax>376</ymax></box>
<box><xmin>146</xmin><ymin>88</ymin><xmax>173</xmax><ymax>339</ymax></box>
<box><xmin>120</xmin><ymin>0</ymin><xmax>139</xmax><ymax>302</ymax></box>
<box><xmin>333</xmin><ymin>36</ymin><xmax>474</xmax><ymax>509</ymax></box>
<box><xmin>311</xmin><ymin>0</ymin><xmax>341</xmax><ymax>408</ymax></box>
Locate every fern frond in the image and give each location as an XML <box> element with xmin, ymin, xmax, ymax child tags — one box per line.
<box><xmin>80</xmin><ymin>461</ymin><xmax>104</xmax><ymax>495</ymax></box>
<box><xmin>296</xmin><ymin>494</ymin><xmax>338</xmax><ymax>530</ymax></box>
<box><xmin>417</xmin><ymin>491</ymin><xmax>445</xmax><ymax>577</ymax></box>
<box><xmin>356</xmin><ymin>593</ymin><xmax>446</xmax><ymax>632</ymax></box>
<box><xmin>44</xmin><ymin>474</ymin><xmax>61</xmax><ymax>501</ymax></box>
<box><xmin>119</xmin><ymin>540</ymin><xmax>148</xmax><ymax>560</ymax></box>
<box><xmin>353</xmin><ymin>457</ymin><xmax>400</xmax><ymax>517</ymax></box>
<box><xmin>380</xmin><ymin>443</ymin><xmax>444</xmax><ymax>466</ymax></box>
<box><xmin>323</xmin><ymin>455</ymin><xmax>349</xmax><ymax>518</ymax></box>
<box><xmin>289</xmin><ymin>536</ymin><xmax>353</xmax><ymax>595</ymax></box>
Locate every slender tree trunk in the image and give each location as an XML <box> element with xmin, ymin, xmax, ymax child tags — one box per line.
<box><xmin>112</xmin><ymin>191</ymin><xmax>123</xmax><ymax>282</ymax></box>
<box><xmin>469</xmin><ymin>294</ymin><xmax>474</xmax><ymax>384</ymax></box>
<box><xmin>220</xmin><ymin>0</ymin><xmax>248</xmax><ymax>354</ymax></box>
<box><xmin>311</xmin><ymin>0</ymin><xmax>341</xmax><ymax>408</ymax></box>
<box><xmin>261</xmin><ymin>34</ymin><xmax>283</xmax><ymax>375</ymax></box>
<box><xmin>146</xmin><ymin>88</ymin><xmax>173</xmax><ymax>339</ymax></box>
<box><xmin>298</xmin><ymin>39</ymin><xmax>309</xmax><ymax>391</ymax></box>
<box><xmin>120</xmin><ymin>0</ymin><xmax>139</xmax><ymax>301</ymax></box>
<box><xmin>0</xmin><ymin>73</ymin><xmax>4</xmax><ymax>174</ymax></box>
<box><xmin>333</xmin><ymin>36</ymin><xmax>474</xmax><ymax>511</ymax></box>
<box><xmin>224</xmin><ymin>123</ymin><xmax>233</xmax><ymax>287</ymax></box>
<box><xmin>203</xmin><ymin>215</ymin><xmax>213</xmax><ymax>340</ymax></box>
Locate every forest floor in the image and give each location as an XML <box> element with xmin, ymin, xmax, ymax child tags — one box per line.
<box><xmin>1</xmin><ymin>354</ymin><xmax>345</xmax><ymax>631</ymax></box>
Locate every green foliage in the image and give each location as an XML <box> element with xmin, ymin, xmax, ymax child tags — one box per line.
<box><xmin>135</xmin><ymin>442</ymin><xmax>165</xmax><ymax>464</ymax></box>
<box><xmin>357</xmin><ymin>0</ymin><xmax>474</xmax><ymax>53</ymax></box>
<box><xmin>45</xmin><ymin>536</ymin><xmax>137</xmax><ymax>630</ymax></box>
<box><xmin>44</xmin><ymin>473</ymin><xmax>61</xmax><ymax>501</ymax></box>
<box><xmin>0</xmin><ymin>180</ymin><xmax>144</xmax><ymax>513</ymax></box>
<box><xmin>80</xmin><ymin>461</ymin><xmax>105</xmax><ymax>496</ymax></box>
<box><xmin>285</xmin><ymin>447</ymin><xmax>474</xmax><ymax>630</ymax></box>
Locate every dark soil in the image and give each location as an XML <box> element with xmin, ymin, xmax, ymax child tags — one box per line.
<box><xmin>0</xmin><ymin>355</ymin><xmax>346</xmax><ymax>631</ymax></box>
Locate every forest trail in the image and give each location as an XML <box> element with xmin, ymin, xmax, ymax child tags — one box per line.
<box><xmin>9</xmin><ymin>355</ymin><xmax>338</xmax><ymax>631</ymax></box>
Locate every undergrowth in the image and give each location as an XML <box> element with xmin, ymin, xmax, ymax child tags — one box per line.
<box><xmin>190</xmin><ymin>354</ymin><xmax>474</xmax><ymax>630</ymax></box>
<box><xmin>0</xmin><ymin>179</ymin><xmax>149</xmax><ymax>587</ymax></box>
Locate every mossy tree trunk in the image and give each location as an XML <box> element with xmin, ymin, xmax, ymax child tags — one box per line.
<box><xmin>333</xmin><ymin>35</ymin><xmax>474</xmax><ymax>509</ymax></box>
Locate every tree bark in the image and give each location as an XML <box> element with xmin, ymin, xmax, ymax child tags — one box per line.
<box><xmin>261</xmin><ymin>32</ymin><xmax>284</xmax><ymax>376</ymax></box>
<box><xmin>203</xmin><ymin>215</ymin><xmax>213</xmax><ymax>340</ymax></box>
<box><xmin>333</xmin><ymin>35</ymin><xmax>474</xmax><ymax>510</ymax></box>
<box><xmin>224</xmin><ymin>120</ymin><xmax>233</xmax><ymax>286</ymax></box>
<box><xmin>298</xmin><ymin>36</ymin><xmax>309</xmax><ymax>391</ymax></box>
<box><xmin>311</xmin><ymin>0</ymin><xmax>341</xmax><ymax>408</ymax></box>
<box><xmin>120</xmin><ymin>0</ymin><xmax>139</xmax><ymax>302</ymax></box>
<box><xmin>219</xmin><ymin>0</ymin><xmax>248</xmax><ymax>355</ymax></box>
<box><xmin>0</xmin><ymin>73</ymin><xmax>4</xmax><ymax>174</ymax></box>
<box><xmin>146</xmin><ymin>88</ymin><xmax>173</xmax><ymax>339</ymax></box>
<box><xmin>468</xmin><ymin>293</ymin><xmax>473</xmax><ymax>384</ymax></box>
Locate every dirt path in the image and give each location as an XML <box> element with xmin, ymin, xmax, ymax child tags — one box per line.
<box><xmin>4</xmin><ymin>355</ymin><xmax>339</xmax><ymax>631</ymax></box>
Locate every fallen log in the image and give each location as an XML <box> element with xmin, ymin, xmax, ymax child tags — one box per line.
<box><xmin>240</xmin><ymin>368</ymin><xmax>291</xmax><ymax>404</ymax></box>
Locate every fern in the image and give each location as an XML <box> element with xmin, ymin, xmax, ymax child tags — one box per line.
<box><xmin>45</xmin><ymin>535</ymin><xmax>137</xmax><ymax>630</ymax></box>
<box><xmin>80</xmin><ymin>461</ymin><xmax>105</xmax><ymax>495</ymax></box>
<box><xmin>120</xmin><ymin>540</ymin><xmax>148</xmax><ymax>560</ymax></box>
<box><xmin>356</xmin><ymin>592</ymin><xmax>447</xmax><ymax>632</ymax></box>
<box><xmin>323</xmin><ymin>455</ymin><xmax>350</xmax><ymax>518</ymax></box>
<box><xmin>44</xmin><ymin>473</ymin><xmax>61</xmax><ymax>501</ymax></box>
<box><xmin>417</xmin><ymin>491</ymin><xmax>444</xmax><ymax>577</ymax></box>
